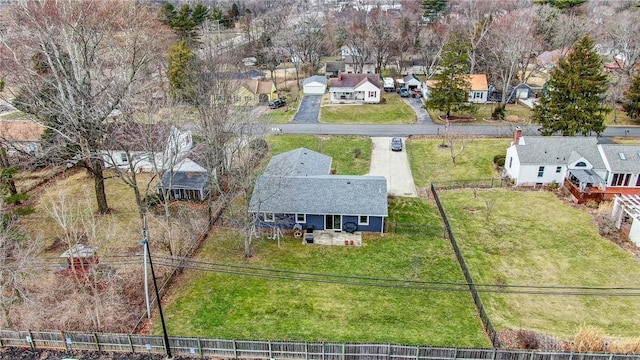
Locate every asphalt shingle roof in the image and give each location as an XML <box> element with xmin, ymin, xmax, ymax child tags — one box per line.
<box><xmin>599</xmin><ymin>144</ymin><xmax>640</xmax><ymax>173</ymax></box>
<box><xmin>251</xmin><ymin>175</ymin><xmax>388</xmax><ymax>216</ymax></box>
<box><xmin>515</xmin><ymin>136</ymin><xmax>604</xmax><ymax>168</ymax></box>
<box><xmin>303</xmin><ymin>75</ymin><xmax>328</xmax><ymax>86</ymax></box>
<box><xmin>251</xmin><ymin>148</ymin><xmax>388</xmax><ymax>217</ymax></box>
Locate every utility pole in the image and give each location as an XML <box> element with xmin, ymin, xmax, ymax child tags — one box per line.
<box><xmin>141</xmin><ymin>239</ymin><xmax>172</xmax><ymax>358</ymax></box>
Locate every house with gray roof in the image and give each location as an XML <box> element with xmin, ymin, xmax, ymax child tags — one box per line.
<box><xmin>250</xmin><ymin>148</ymin><xmax>387</xmax><ymax>233</ymax></box>
<box><xmin>302</xmin><ymin>75</ymin><xmax>328</xmax><ymax>95</ymax></box>
<box><xmin>157</xmin><ymin>158</ymin><xmax>209</xmax><ymax>201</ymax></box>
<box><xmin>505</xmin><ymin>128</ymin><xmax>640</xmax><ymax>203</ymax></box>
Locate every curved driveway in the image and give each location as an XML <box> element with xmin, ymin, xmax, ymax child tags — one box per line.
<box><xmin>402</xmin><ymin>97</ymin><xmax>433</xmax><ymax>124</ymax></box>
<box><xmin>367</xmin><ymin>137</ymin><xmax>418</xmax><ymax>197</ymax></box>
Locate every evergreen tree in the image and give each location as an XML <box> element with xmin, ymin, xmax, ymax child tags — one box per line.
<box><xmin>533</xmin><ymin>35</ymin><xmax>610</xmax><ymax>136</ymax></box>
<box><xmin>534</xmin><ymin>0</ymin><xmax>587</xmax><ymax>9</ymax></box>
<box><xmin>421</xmin><ymin>0</ymin><xmax>448</xmax><ymax>23</ymax></box>
<box><xmin>167</xmin><ymin>40</ymin><xmax>196</xmax><ymax>102</ymax></box>
<box><xmin>624</xmin><ymin>72</ymin><xmax>640</xmax><ymax>120</ymax></box>
<box><xmin>425</xmin><ymin>34</ymin><xmax>475</xmax><ymax>119</ymax></box>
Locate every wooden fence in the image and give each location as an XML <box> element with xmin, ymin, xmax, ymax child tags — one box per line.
<box><xmin>1</xmin><ymin>330</ymin><xmax>637</xmax><ymax>360</ymax></box>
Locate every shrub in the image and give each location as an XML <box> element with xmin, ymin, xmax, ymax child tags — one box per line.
<box><xmin>573</xmin><ymin>325</ymin><xmax>606</xmax><ymax>352</ymax></box>
<box><xmin>585</xmin><ymin>200</ymin><xmax>599</xmax><ymax>209</ymax></box>
<box><xmin>491</xmin><ymin>105</ymin><xmax>506</xmax><ymax>120</ymax></box>
<box><xmin>353</xmin><ymin>147</ymin><xmax>362</xmax><ymax>159</ymax></box>
<box><xmin>547</xmin><ymin>181</ymin><xmax>559</xmax><ymax>190</ymax></box>
<box><xmin>515</xmin><ymin>329</ymin><xmax>540</xmax><ymax>349</ymax></box>
<box><xmin>493</xmin><ymin>154</ymin><xmax>506</xmax><ymax>167</ymax></box>
<box><xmin>380</xmin><ymin>97</ymin><xmax>387</xmax><ymax>104</ymax></box>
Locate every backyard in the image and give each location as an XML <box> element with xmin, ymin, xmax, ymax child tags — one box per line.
<box><xmin>158</xmin><ymin>197</ymin><xmax>489</xmax><ymax>347</ymax></box>
<box><xmin>320</xmin><ymin>93</ymin><xmax>415</xmax><ymax>124</ymax></box>
<box><xmin>438</xmin><ymin>188</ymin><xmax>640</xmax><ymax>340</ymax></box>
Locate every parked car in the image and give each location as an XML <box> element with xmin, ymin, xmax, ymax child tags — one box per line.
<box><xmin>268</xmin><ymin>98</ymin><xmax>287</xmax><ymax>109</ymax></box>
<box><xmin>391</xmin><ymin>137</ymin><xmax>403</xmax><ymax>151</ymax></box>
<box><xmin>411</xmin><ymin>89</ymin><xmax>423</xmax><ymax>98</ymax></box>
<box><xmin>398</xmin><ymin>89</ymin><xmax>410</xmax><ymax>98</ymax></box>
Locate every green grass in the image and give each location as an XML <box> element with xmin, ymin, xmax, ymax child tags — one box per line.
<box><xmin>159</xmin><ymin>200</ymin><xmax>489</xmax><ymax>346</ymax></box>
<box><xmin>407</xmin><ymin>138</ymin><xmax>510</xmax><ymax>187</ymax></box>
<box><xmin>266</xmin><ymin>135</ymin><xmax>372</xmax><ymax>175</ymax></box>
<box><xmin>262</xmin><ymin>108</ymin><xmax>296</xmax><ymax>124</ymax></box>
<box><xmin>321</xmin><ymin>93</ymin><xmax>415</xmax><ymax>124</ymax></box>
<box><xmin>439</xmin><ymin>189</ymin><xmax>640</xmax><ymax>340</ymax></box>
<box><xmin>427</xmin><ymin>104</ymin><xmax>533</xmax><ymax>125</ymax></box>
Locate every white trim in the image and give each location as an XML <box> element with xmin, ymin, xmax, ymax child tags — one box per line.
<box><xmin>296</xmin><ymin>213</ymin><xmax>306</xmax><ymax>223</ymax></box>
<box><xmin>358</xmin><ymin>215</ymin><xmax>369</xmax><ymax>225</ymax></box>
<box><xmin>263</xmin><ymin>212</ymin><xmax>275</xmax><ymax>222</ymax></box>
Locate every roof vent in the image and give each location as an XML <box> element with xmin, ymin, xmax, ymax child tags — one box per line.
<box><xmin>619</xmin><ymin>152</ymin><xmax>627</xmax><ymax>160</ymax></box>
<box><xmin>347</xmin><ymin>181</ymin><xmax>351</xmax><ymax>184</ymax></box>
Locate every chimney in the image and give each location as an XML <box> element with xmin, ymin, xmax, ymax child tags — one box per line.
<box><xmin>513</xmin><ymin>127</ymin><xmax>522</xmax><ymax>145</ymax></box>
<box><xmin>338</xmin><ymin>71</ymin><xmax>342</xmax><ymax>80</ymax></box>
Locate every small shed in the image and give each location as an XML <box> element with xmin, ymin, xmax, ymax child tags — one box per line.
<box><xmin>303</xmin><ymin>75</ymin><xmax>328</xmax><ymax>95</ymax></box>
<box><xmin>157</xmin><ymin>158</ymin><xmax>209</xmax><ymax>201</ymax></box>
<box><xmin>60</xmin><ymin>244</ymin><xmax>99</xmax><ymax>273</ymax></box>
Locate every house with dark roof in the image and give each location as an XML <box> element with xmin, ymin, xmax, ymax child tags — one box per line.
<box><xmin>157</xmin><ymin>158</ymin><xmax>209</xmax><ymax>201</ymax></box>
<box><xmin>250</xmin><ymin>148</ymin><xmax>388</xmax><ymax>234</ymax></box>
<box><xmin>329</xmin><ymin>73</ymin><xmax>381</xmax><ymax>104</ymax></box>
<box><xmin>324</xmin><ymin>61</ymin><xmax>345</xmax><ymax>78</ymax></box>
<box><xmin>101</xmin><ymin>122</ymin><xmax>192</xmax><ymax>172</ymax></box>
<box><xmin>505</xmin><ymin>128</ymin><xmax>640</xmax><ymax>203</ymax></box>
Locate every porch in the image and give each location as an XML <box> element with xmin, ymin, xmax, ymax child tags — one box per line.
<box><xmin>330</xmin><ymin>91</ymin><xmax>365</xmax><ymax>104</ymax></box>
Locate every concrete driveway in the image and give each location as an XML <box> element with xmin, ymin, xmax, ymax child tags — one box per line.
<box><xmin>367</xmin><ymin>137</ymin><xmax>418</xmax><ymax>197</ymax></box>
<box><xmin>402</xmin><ymin>97</ymin><xmax>433</xmax><ymax>123</ymax></box>
<box><xmin>292</xmin><ymin>95</ymin><xmax>322</xmax><ymax>123</ymax></box>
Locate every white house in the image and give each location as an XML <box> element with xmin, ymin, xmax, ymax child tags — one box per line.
<box><xmin>504</xmin><ymin>128</ymin><xmax>640</xmax><ymax>203</ymax></box>
<box><xmin>302</xmin><ymin>75</ymin><xmax>328</xmax><ymax>95</ymax></box>
<box><xmin>329</xmin><ymin>73</ymin><xmax>381</xmax><ymax>104</ymax></box>
<box><xmin>102</xmin><ymin>123</ymin><xmax>192</xmax><ymax>172</ymax></box>
<box><xmin>402</xmin><ymin>74</ymin><xmax>422</xmax><ymax>90</ymax></box>
<box><xmin>423</xmin><ymin>74</ymin><xmax>489</xmax><ymax>103</ymax></box>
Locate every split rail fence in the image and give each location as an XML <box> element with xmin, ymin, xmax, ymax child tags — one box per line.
<box><xmin>1</xmin><ymin>330</ymin><xmax>636</xmax><ymax>360</ymax></box>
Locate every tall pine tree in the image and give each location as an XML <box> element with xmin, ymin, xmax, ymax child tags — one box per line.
<box><xmin>533</xmin><ymin>35</ymin><xmax>610</xmax><ymax>136</ymax></box>
<box><xmin>624</xmin><ymin>72</ymin><xmax>640</xmax><ymax>120</ymax></box>
<box><xmin>422</xmin><ymin>0</ymin><xmax>448</xmax><ymax>23</ymax></box>
<box><xmin>425</xmin><ymin>34</ymin><xmax>475</xmax><ymax>120</ymax></box>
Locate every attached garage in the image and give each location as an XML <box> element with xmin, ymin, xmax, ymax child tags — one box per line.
<box><xmin>303</xmin><ymin>75</ymin><xmax>328</xmax><ymax>95</ymax></box>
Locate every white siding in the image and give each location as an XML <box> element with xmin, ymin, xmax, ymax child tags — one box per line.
<box><xmin>303</xmin><ymin>82</ymin><xmax>326</xmax><ymax>95</ymax></box>
<box><xmin>355</xmin><ymin>81</ymin><xmax>381</xmax><ymax>103</ymax></box>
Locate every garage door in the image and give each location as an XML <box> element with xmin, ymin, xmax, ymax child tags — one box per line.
<box><xmin>303</xmin><ymin>83</ymin><xmax>326</xmax><ymax>95</ymax></box>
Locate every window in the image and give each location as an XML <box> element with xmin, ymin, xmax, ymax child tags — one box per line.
<box><xmin>120</xmin><ymin>153</ymin><xmax>128</xmax><ymax>163</ymax></box>
<box><xmin>234</xmin><ymin>95</ymin><xmax>241</xmax><ymax>102</ymax></box>
<box><xmin>245</xmin><ymin>96</ymin><xmax>252</xmax><ymax>102</ymax></box>
<box><xmin>508</xmin><ymin>157</ymin><xmax>512</xmax><ymax>168</ymax></box>
<box><xmin>358</xmin><ymin>216</ymin><xmax>369</xmax><ymax>225</ymax></box>
<box><xmin>575</xmin><ymin>161</ymin><xmax>586</xmax><ymax>167</ymax></box>
<box><xmin>537</xmin><ymin>166</ymin><xmax>545</xmax><ymax>177</ymax></box>
<box><xmin>368</xmin><ymin>91</ymin><xmax>377</xmax><ymax>98</ymax></box>
<box><xmin>612</xmin><ymin>173</ymin><xmax>631</xmax><ymax>186</ymax></box>
<box><xmin>556</xmin><ymin>166</ymin><xmax>562</xmax><ymax>173</ymax></box>
<box><xmin>263</xmin><ymin>213</ymin><xmax>274</xmax><ymax>222</ymax></box>
<box><xmin>474</xmin><ymin>92</ymin><xmax>482</xmax><ymax>99</ymax></box>
<box><xmin>296</xmin><ymin>214</ymin><xmax>306</xmax><ymax>223</ymax></box>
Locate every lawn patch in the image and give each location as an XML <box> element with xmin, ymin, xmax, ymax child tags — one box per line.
<box><xmin>408</xmin><ymin>138</ymin><xmax>510</xmax><ymax>187</ymax></box>
<box><xmin>439</xmin><ymin>188</ymin><xmax>640</xmax><ymax>340</ymax></box>
<box><xmin>321</xmin><ymin>94</ymin><xmax>415</xmax><ymax>124</ymax></box>
<box><xmin>159</xmin><ymin>226</ymin><xmax>489</xmax><ymax>347</ymax></box>
<box><xmin>266</xmin><ymin>135</ymin><xmax>372</xmax><ymax>175</ymax></box>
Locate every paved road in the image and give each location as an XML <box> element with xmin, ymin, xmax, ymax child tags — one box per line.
<box><xmin>272</xmin><ymin>123</ymin><xmax>640</xmax><ymax>138</ymax></box>
<box><xmin>402</xmin><ymin>97</ymin><xmax>433</xmax><ymax>124</ymax></box>
<box><xmin>292</xmin><ymin>95</ymin><xmax>322</xmax><ymax>123</ymax></box>
<box><xmin>367</xmin><ymin>137</ymin><xmax>418</xmax><ymax>197</ymax></box>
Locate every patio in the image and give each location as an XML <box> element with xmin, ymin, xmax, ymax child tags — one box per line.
<box><xmin>305</xmin><ymin>230</ymin><xmax>362</xmax><ymax>246</ymax></box>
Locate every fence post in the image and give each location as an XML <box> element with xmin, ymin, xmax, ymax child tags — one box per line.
<box><xmin>198</xmin><ymin>337</ymin><xmax>203</xmax><ymax>358</ymax></box>
<box><xmin>27</xmin><ymin>330</ymin><xmax>34</xmax><ymax>349</ymax></box>
<box><xmin>233</xmin><ymin>339</ymin><xmax>237</xmax><ymax>359</ymax></box>
<box><xmin>269</xmin><ymin>340</ymin><xmax>273</xmax><ymax>359</ymax></box>
<box><xmin>322</xmin><ymin>342</ymin><xmax>325</xmax><ymax>360</ymax></box>
<box><xmin>305</xmin><ymin>342</ymin><xmax>309</xmax><ymax>360</ymax></box>
<box><xmin>93</xmin><ymin>333</ymin><xmax>100</xmax><ymax>352</ymax></box>
<box><xmin>387</xmin><ymin>343</ymin><xmax>391</xmax><ymax>360</ymax></box>
<box><xmin>60</xmin><ymin>331</ymin><xmax>68</xmax><ymax>351</ymax></box>
<box><xmin>342</xmin><ymin>342</ymin><xmax>345</xmax><ymax>360</ymax></box>
<box><xmin>128</xmin><ymin>334</ymin><xmax>133</xmax><ymax>353</ymax></box>
<box><xmin>453</xmin><ymin>348</ymin><xmax>458</xmax><ymax>359</ymax></box>
<box><xmin>415</xmin><ymin>346</ymin><xmax>420</xmax><ymax>360</ymax></box>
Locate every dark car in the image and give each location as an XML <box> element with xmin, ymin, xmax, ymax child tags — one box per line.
<box><xmin>391</xmin><ymin>137</ymin><xmax>403</xmax><ymax>151</ymax></box>
<box><xmin>398</xmin><ymin>89</ymin><xmax>410</xmax><ymax>98</ymax></box>
<box><xmin>268</xmin><ymin>98</ymin><xmax>287</xmax><ymax>109</ymax></box>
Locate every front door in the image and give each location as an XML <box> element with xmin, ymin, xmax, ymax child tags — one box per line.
<box><xmin>325</xmin><ymin>215</ymin><xmax>342</xmax><ymax>231</ymax></box>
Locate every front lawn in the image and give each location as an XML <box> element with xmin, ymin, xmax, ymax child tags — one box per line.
<box><xmin>159</xmin><ymin>199</ymin><xmax>488</xmax><ymax>347</ymax></box>
<box><xmin>266</xmin><ymin>135</ymin><xmax>372</xmax><ymax>175</ymax></box>
<box><xmin>262</xmin><ymin>108</ymin><xmax>296</xmax><ymax>124</ymax></box>
<box><xmin>439</xmin><ymin>189</ymin><xmax>640</xmax><ymax>340</ymax></box>
<box><xmin>407</xmin><ymin>138</ymin><xmax>510</xmax><ymax>187</ymax></box>
<box><xmin>427</xmin><ymin>104</ymin><xmax>533</xmax><ymax>125</ymax></box>
<box><xmin>321</xmin><ymin>93</ymin><xmax>415</xmax><ymax>124</ymax></box>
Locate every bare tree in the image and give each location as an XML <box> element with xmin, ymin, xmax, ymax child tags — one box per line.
<box><xmin>1</xmin><ymin>0</ymin><xmax>172</xmax><ymax>214</ymax></box>
<box><xmin>417</xmin><ymin>23</ymin><xmax>452</xmax><ymax>79</ymax></box>
<box><xmin>280</xmin><ymin>14</ymin><xmax>324</xmax><ymax>86</ymax></box>
<box><xmin>338</xmin><ymin>9</ymin><xmax>371</xmax><ymax>74</ymax></box>
<box><xmin>484</xmin><ymin>7</ymin><xmax>541</xmax><ymax>105</ymax></box>
<box><xmin>0</xmin><ymin>200</ymin><xmax>43</xmax><ymax>328</ymax></box>
<box><xmin>368</xmin><ymin>8</ymin><xmax>395</xmax><ymax>74</ymax></box>
<box><xmin>605</xmin><ymin>8</ymin><xmax>640</xmax><ymax>82</ymax></box>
